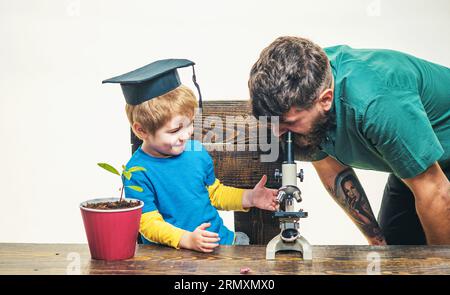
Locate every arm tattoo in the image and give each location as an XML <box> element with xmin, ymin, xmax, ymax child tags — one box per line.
<box><xmin>332</xmin><ymin>168</ymin><xmax>385</xmax><ymax>242</ymax></box>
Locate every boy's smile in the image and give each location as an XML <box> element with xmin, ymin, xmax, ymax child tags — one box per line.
<box><xmin>140</xmin><ymin>115</ymin><xmax>194</xmax><ymax>158</ymax></box>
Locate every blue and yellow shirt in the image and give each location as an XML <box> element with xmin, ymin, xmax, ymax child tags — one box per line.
<box><xmin>124</xmin><ymin>140</ymin><xmax>247</xmax><ymax>248</ymax></box>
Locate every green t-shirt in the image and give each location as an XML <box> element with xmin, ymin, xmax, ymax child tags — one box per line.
<box><xmin>303</xmin><ymin>45</ymin><xmax>450</xmax><ymax>179</ymax></box>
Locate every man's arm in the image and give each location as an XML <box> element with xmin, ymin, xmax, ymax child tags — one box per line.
<box><xmin>312</xmin><ymin>156</ymin><xmax>386</xmax><ymax>245</ymax></box>
<box><xmin>401</xmin><ymin>162</ymin><xmax>450</xmax><ymax>245</ymax></box>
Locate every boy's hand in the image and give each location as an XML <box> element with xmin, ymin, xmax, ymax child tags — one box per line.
<box><xmin>179</xmin><ymin>223</ymin><xmax>220</xmax><ymax>253</ymax></box>
<box><xmin>242</xmin><ymin>175</ymin><xmax>278</xmax><ymax>211</ymax></box>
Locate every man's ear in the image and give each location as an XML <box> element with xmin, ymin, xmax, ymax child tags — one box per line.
<box><xmin>318</xmin><ymin>88</ymin><xmax>333</xmax><ymax>112</ymax></box>
<box><xmin>132</xmin><ymin>122</ymin><xmax>148</xmax><ymax>140</ymax></box>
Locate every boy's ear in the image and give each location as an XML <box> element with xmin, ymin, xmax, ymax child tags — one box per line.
<box><xmin>132</xmin><ymin>122</ymin><xmax>148</xmax><ymax>140</ymax></box>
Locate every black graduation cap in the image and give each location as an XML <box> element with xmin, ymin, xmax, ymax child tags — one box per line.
<box><xmin>102</xmin><ymin>59</ymin><xmax>203</xmax><ymax>107</ymax></box>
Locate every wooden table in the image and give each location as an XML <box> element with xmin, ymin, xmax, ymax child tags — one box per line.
<box><xmin>1</xmin><ymin>243</ymin><xmax>449</xmax><ymax>275</ymax></box>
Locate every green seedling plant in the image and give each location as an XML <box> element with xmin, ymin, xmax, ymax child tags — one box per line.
<box><xmin>97</xmin><ymin>163</ymin><xmax>146</xmax><ymax>202</ymax></box>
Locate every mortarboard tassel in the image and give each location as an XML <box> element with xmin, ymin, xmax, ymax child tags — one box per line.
<box><xmin>191</xmin><ymin>65</ymin><xmax>203</xmax><ymax>109</ymax></box>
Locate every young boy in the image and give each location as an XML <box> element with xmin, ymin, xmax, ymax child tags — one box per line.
<box><xmin>103</xmin><ymin>59</ymin><xmax>278</xmax><ymax>252</ymax></box>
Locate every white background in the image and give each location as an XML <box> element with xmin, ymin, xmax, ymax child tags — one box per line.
<box><xmin>1</xmin><ymin>0</ymin><xmax>449</xmax><ymax>244</ymax></box>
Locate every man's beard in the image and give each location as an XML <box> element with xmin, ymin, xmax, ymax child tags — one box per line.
<box><xmin>293</xmin><ymin>110</ymin><xmax>336</xmax><ymax>160</ymax></box>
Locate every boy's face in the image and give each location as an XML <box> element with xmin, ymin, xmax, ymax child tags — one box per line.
<box><xmin>143</xmin><ymin>114</ymin><xmax>194</xmax><ymax>157</ymax></box>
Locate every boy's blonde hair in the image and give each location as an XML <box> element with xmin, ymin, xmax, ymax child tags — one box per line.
<box><xmin>125</xmin><ymin>84</ymin><xmax>198</xmax><ymax>136</ymax></box>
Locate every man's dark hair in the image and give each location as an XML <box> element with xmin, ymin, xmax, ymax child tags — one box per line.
<box><xmin>249</xmin><ymin>36</ymin><xmax>331</xmax><ymax>118</ymax></box>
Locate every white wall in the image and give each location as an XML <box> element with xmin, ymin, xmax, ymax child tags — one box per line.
<box><xmin>1</xmin><ymin>0</ymin><xmax>449</xmax><ymax>244</ymax></box>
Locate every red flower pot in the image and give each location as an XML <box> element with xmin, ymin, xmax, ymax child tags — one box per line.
<box><xmin>80</xmin><ymin>198</ymin><xmax>143</xmax><ymax>261</ymax></box>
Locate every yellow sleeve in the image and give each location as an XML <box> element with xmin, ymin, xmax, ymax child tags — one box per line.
<box><xmin>207</xmin><ymin>178</ymin><xmax>249</xmax><ymax>212</ymax></box>
<box><xmin>139</xmin><ymin>210</ymin><xmax>187</xmax><ymax>249</ymax></box>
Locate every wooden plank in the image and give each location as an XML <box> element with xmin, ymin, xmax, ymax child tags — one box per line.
<box><xmin>206</xmin><ymin>147</ymin><xmax>281</xmax><ymax>189</ymax></box>
<box><xmin>234</xmin><ymin>209</ymin><xmax>280</xmax><ymax>245</ymax></box>
<box><xmin>1</xmin><ymin>244</ymin><xmax>450</xmax><ymax>275</ymax></box>
<box><xmin>131</xmin><ymin>100</ymin><xmax>275</xmax><ymax>147</ymax></box>
<box><xmin>198</xmin><ymin>101</ymin><xmax>282</xmax><ymax>244</ymax></box>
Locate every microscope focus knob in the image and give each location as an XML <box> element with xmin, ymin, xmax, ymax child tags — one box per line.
<box><xmin>274</xmin><ymin>169</ymin><xmax>282</xmax><ymax>183</ymax></box>
<box><xmin>298</xmin><ymin>169</ymin><xmax>304</xmax><ymax>182</ymax></box>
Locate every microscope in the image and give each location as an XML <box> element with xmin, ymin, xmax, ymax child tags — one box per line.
<box><xmin>266</xmin><ymin>131</ymin><xmax>312</xmax><ymax>260</ymax></box>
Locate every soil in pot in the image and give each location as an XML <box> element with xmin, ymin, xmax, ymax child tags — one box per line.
<box><xmin>82</xmin><ymin>199</ymin><xmax>141</xmax><ymax>210</ymax></box>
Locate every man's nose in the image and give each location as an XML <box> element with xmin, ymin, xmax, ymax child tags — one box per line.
<box><xmin>278</xmin><ymin>129</ymin><xmax>288</xmax><ymax>137</ymax></box>
<box><xmin>272</xmin><ymin>125</ymin><xmax>288</xmax><ymax>137</ymax></box>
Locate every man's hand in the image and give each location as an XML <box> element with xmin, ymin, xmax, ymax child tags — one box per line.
<box><xmin>242</xmin><ymin>175</ymin><xmax>278</xmax><ymax>211</ymax></box>
<box><xmin>368</xmin><ymin>236</ymin><xmax>387</xmax><ymax>245</ymax></box>
<box><xmin>178</xmin><ymin>223</ymin><xmax>220</xmax><ymax>253</ymax></box>
<box><xmin>365</xmin><ymin>226</ymin><xmax>387</xmax><ymax>245</ymax></box>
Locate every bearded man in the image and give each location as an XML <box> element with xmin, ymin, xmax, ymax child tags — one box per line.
<box><xmin>249</xmin><ymin>36</ymin><xmax>450</xmax><ymax>245</ymax></box>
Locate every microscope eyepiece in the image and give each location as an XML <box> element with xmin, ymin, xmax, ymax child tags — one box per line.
<box><xmin>284</xmin><ymin>131</ymin><xmax>295</xmax><ymax>164</ymax></box>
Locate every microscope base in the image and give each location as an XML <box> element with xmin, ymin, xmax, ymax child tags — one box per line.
<box><xmin>265</xmin><ymin>234</ymin><xmax>312</xmax><ymax>260</ymax></box>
